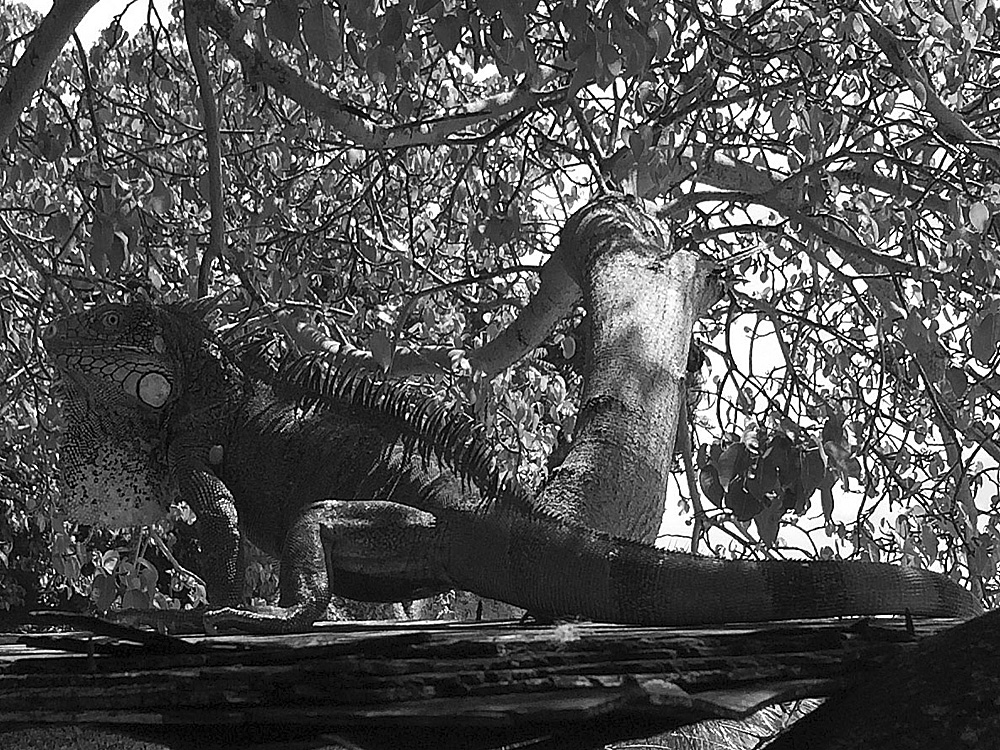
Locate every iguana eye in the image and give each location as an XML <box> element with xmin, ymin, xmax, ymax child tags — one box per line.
<box><xmin>102</xmin><ymin>311</ymin><xmax>121</xmax><ymax>329</ymax></box>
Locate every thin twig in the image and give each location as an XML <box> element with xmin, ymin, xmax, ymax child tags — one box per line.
<box><xmin>568</xmin><ymin>96</ymin><xmax>610</xmax><ymax>191</ymax></box>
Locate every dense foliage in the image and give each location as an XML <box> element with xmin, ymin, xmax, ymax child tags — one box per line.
<box><xmin>1</xmin><ymin>0</ymin><xmax>999</xmax><ymax>617</ymax></box>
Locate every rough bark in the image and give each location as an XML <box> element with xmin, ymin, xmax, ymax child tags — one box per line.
<box><xmin>468</xmin><ymin>249</ymin><xmax>583</xmax><ymax>377</ymax></box>
<box><xmin>538</xmin><ymin>196</ymin><xmax>717</xmax><ymax>542</ymax></box>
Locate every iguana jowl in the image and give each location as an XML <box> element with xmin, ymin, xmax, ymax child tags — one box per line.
<box><xmin>45</xmin><ymin>221</ymin><xmax>980</xmax><ymax>635</ymax></box>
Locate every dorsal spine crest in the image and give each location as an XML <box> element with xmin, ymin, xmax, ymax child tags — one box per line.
<box><xmin>274</xmin><ymin>352</ymin><xmax>535</xmax><ymax>512</ymax></box>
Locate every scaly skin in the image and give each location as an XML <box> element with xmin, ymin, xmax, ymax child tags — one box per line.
<box><xmin>43</xmin><ymin>295</ymin><xmax>981</xmax><ymax>634</ymax></box>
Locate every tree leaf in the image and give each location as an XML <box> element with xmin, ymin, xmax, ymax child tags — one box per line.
<box><xmin>266</xmin><ymin>0</ymin><xmax>300</xmax><ymax>46</ymax></box>
<box><xmin>908</xmin><ymin>78</ymin><xmax>927</xmax><ymax>108</ymax></box>
<box><xmin>716</xmin><ymin>442</ymin><xmax>749</xmax><ymax>490</ymax></box>
<box><xmin>433</xmin><ymin>15</ymin><xmax>462</xmax><ymax>52</ymax></box>
<box><xmin>122</xmin><ymin>588</ymin><xmax>151</xmax><ymax>609</ymax></box>
<box><xmin>139</xmin><ymin>559</ymin><xmax>159</xmax><ymax>591</ymax></box>
<box><xmin>772</xmin><ymin>101</ymin><xmax>791</xmax><ymax>133</ymax></box>
<box><xmin>972</xmin><ymin>312</ymin><xmax>996</xmax><ymax>364</ymax></box>
<box><xmin>380</xmin><ymin>5</ymin><xmax>405</xmax><ymax>48</ymax></box>
<box><xmin>398</xmin><ymin>90</ymin><xmax>414</xmax><ymax>118</ymax></box>
<box><xmin>753</xmin><ymin>498</ymin><xmax>783</xmax><ymax>547</ymax></box>
<box><xmin>921</xmin><ymin>524</ymin><xmax>939</xmax><ymax>563</ymax></box>
<box><xmin>560</xmin><ymin>335</ymin><xmax>576</xmax><ymax>359</ymax></box>
<box><xmin>698</xmin><ymin>465</ymin><xmax>724</xmax><ymax>507</ymax></box>
<box><xmin>101</xmin><ymin>549</ymin><xmax>120</xmax><ymax>574</ymax></box>
<box><xmin>303</xmin><ymin>4</ymin><xmax>342</xmax><ymax>61</ymax></box>
<box><xmin>500</xmin><ymin>0</ymin><xmax>526</xmax><ymax>39</ymax></box>
<box><xmin>946</xmin><ymin>366</ymin><xmax>968</xmax><ymax>397</ymax></box>
<box><xmin>145</xmin><ymin>177</ymin><xmax>174</xmax><ymax>214</ymax></box>
<box><xmin>762</xmin><ymin>433</ymin><xmax>795</xmax><ymax>487</ymax></box>
<box><xmin>107</xmin><ymin>230</ymin><xmax>129</xmax><ymax>275</ymax></box>
<box><xmin>725</xmin><ymin>482</ymin><xmax>761</xmax><ymax>521</ymax></box>
<box><xmin>43</xmin><ymin>212</ymin><xmax>73</xmax><ymax>240</ymax></box>
<box><xmin>346</xmin><ymin>31</ymin><xmax>365</xmax><ymax>67</ymax></box>
<box><xmin>820</xmin><ymin>474</ymin><xmax>835</xmax><ymax>524</ymax></box>
<box><xmin>89</xmin><ymin>215</ymin><xmax>114</xmax><ymax>274</ymax></box>
<box><xmin>821</xmin><ymin>413</ymin><xmax>845</xmax><ymax>445</ymax></box>
<box><xmin>648</xmin><ymin>20</ymin><xmax>672</xmax><ymax>58</ymax></box>
<box><xmin>91</xmin><ymin>573</ymin><xmax>117</xmax><ymax>612</ymax></box>
<box><xmin>569</xmin><ymin>44</ymin><xmax>596</xmax><ymax>93</ymax></box>
<box><xmin>358</xmin><ymin>239</ymin><xmax>377</xmax><ymax>263</ymax></box>
<box><xmin>799</xmin><ymin>448</ymin><xmax>826</xmax><ymax>501</ymax></box>
<box><xmin>970</xmin><ymin>201</ymin><xmax>991</xmax><ymax>232</ymax></box>
<box><xmin>365</xmin><ymin>45</ymin><xmax>397</xmax><ymax>91</ymax></box>
<box><xmin>38</xmin><ymin>125</ymin><xmax>65</xmax><ymax>162</ymax></box>
<box><xmin>61</xmin><ymin>554</ymin><xmax>81</xmax><ymax>580</ymax></box>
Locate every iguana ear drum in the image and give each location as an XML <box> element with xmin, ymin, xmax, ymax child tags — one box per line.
<box><xmin>122</xmin><ymin>369</ymin><xmax>173</xmax><ymax>408</ymax></box>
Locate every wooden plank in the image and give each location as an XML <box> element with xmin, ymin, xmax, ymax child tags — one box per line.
<box><xmin>0</xmin><ymin>615</ymin><xmax>965</xmax><ymax>743</ymax></box>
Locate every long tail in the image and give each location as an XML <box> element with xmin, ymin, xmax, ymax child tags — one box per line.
<box><xmin>440</xmin><ymin>508</ymin><xmax>981</xmax><ymax>624</ymax></box>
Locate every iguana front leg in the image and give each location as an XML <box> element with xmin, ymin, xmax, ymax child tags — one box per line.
<box><xmin>101</xmin><ymin>445</ymin><xmax>245</xmax><ymax>634</ymax></box>
<box><xmin>170</xmin><ymin>440</ymin><xmax>244</xmax><ymax>607</ymax></box>
<box><xmin>100</xmin><ymin>462</ymin><xmax>242</xmax><ymax>635</ymax></box>
<box><xmin>205</xmin><ymin>500</ymin><xmax>446</xmax><ymax>633</ymax></box>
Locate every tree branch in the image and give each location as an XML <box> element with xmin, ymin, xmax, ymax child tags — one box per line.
<box><xmin>677</xmin><ymin>400</ymin><xmax>706</xmax><ymax>554</ymax></box>
<box><xmin>276</xmin><ymin>234</ymin><xmax>583</xmax><ymax>380</ymax></box>
<box><xmin>0</xmin><ymin>0</ymin><xmax>102</xmax><ymax>147</ymax></box>
<box><xmin>864</xmin><ymin>13</ymin><xmax>1000</xmax><ymax>169</ymax></box>
<box><xmin>639</xmin><ymin>129</ymin><xmax>1000</xmax><ymax>495</ymax></box>
<box><xmin>568</xmin><ymin>96</ymin><xmax>610</xmax><ymax>190</ymax></box>
<box><xmin>645</xmin><ymin>143</ymin><xmax>951</xmax><ymax>217</ymax></box>
<box><xmin>184</xmin><ymin>0</ymin><xmax>227</xmax><ymax>298</ymax></box>
<box><xmin>776</xmin><ymin>205</ymin><xmax>915</xmax><ymax>275</ymax></box>
<box><xmin>192</xmin><ymin>0</ymin><xmax>556</xmax><ymax>148</ymax></box>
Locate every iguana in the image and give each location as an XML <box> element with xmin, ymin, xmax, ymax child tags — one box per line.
<box><xmin>43</xmin><ymin>292</ymin><xmax>981</xmax><ymax>633</ymax></box>
<box><xmin>44</xmin><ymin>194</ymin><xmax>980</xmax><ymax>633</ymax></box>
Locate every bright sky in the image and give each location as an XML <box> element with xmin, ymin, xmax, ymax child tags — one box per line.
<box><xmin>22</xmin><ymin>0</ymin><xmax>171</xmax><ymax>47</ymax></box>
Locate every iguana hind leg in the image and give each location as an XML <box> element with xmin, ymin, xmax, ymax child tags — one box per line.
<box><xmin>205</xmin><ymin>500</ymin><xmax>449</xmax><ymax>633</ymax></box>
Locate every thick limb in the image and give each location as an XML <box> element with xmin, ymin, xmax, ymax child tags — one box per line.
<box><xmin>205</xmin><ymin>500</ymin><xmax>448</xmax><ymax>633</ymax></box>
<box><xmin>176</xmin><ymin>464</ymin><xmax>244</xmax><ymax>606</ymax></box>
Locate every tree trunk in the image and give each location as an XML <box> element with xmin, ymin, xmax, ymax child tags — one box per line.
<box><xmin>538</xmin><ymin>196</ymin><xmax>716</xmax><ymax>543</ymax></box>
<box><xmin>444</xmin><ymin>197</ymin><xmax>715</xmax><ymax>622</ymax></box>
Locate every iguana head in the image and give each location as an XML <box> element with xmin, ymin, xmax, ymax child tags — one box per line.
<box><xmin>44</xmin><ymin>296</ymin><xmax>218</xmax><ymax>527</ymax></box>
<box><xmin>45</xmin><ymin>297</ymin><xmax>180</xmax><ymax>412</ymax></box>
